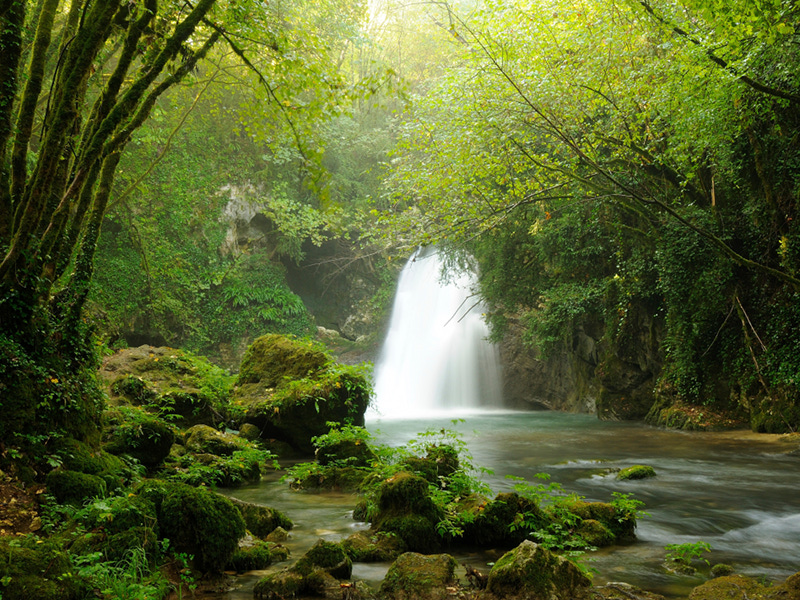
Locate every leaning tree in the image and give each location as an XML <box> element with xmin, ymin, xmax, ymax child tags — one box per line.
<box><xmin>0</xmin><ymin>0</ymin><xmax>242</xmax><ymax>442</ymax></box>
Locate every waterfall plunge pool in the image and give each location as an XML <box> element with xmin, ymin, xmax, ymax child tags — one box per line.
<box><xmin>225</xmin><ymin>410</ymin><xmax>800</xmax><ymax>599</ymax></box>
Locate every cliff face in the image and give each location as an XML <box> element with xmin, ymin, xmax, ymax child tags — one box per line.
<box><xmin>499</xmin><ymin>302</ymin><xmax>663</xmax><ymax>421</ymax></box>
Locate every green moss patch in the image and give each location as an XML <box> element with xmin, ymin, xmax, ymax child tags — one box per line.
<box><xmin>381</xmin><ymin>552</ymin><xmax>458</xmax><ymax>600</ymax></box>
<box><xmin>617</xmin><ymin>465</ymin><xmax>657</xmax><ymax>481</ymax></box>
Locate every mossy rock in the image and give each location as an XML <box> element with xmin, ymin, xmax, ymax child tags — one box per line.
<box><xmin>100</xmin><ymin>346</ymin><xmax>233</xmax><ymax>427</ymax></box>
<box><xmin>460</xmin><ymin>492</ymin><xmax>545</xmax><ymax>547</ymax></box>
<box><xmin>0</xmin><ymin>537</ymin><xmax>93</xmax><ymax>600</ymax></box>
<box><xmin>54</xmin><ymin>437</ymin><xmax>133</xmax><ymax>491</ymax></box>
<box><xmin>689</xmin><ymin>574</ymin><xmax>767</xmax><ymax>600</ymax></box>
<box><xmin>594</xmin><ymin>582</ymin><xmax>667</xmax><ymax>600</ymax></box>
<box><xmin>381</xmin><ymin>552</ymin><xmax>458</xmax><ymax>600</ymax></box>
<box><xmin>226</xmin><ymin>540</ymin><xmax>277</xmax><ymax>573</ymax></box>
<box><xmin>402</xmin><ymin>444</ymin><xmax>459</xmax><ymax>483</ymax></box>
<box><xmin>295</xmin><ymin>539</ymin><xmax>353</xmax><ymax>580</ymax></box>
<box><xmin>575</xmin><ymin>519</ymin><xmax>615</xmax><ymax>547</ymax></box>
<box><xmin>229</xmin><ymin>497</ymin><xmax>293</xmax><ymax>538</ymax></box>
<box><xmin>239</xmin><ymin>371</ymin><xmax>371</xmax><ymax>454</ymax></box>
<box><xmin>486</xmin><ymin>540</ymin><xmax>591</xmax><ymax>600</ymax></box>
<box><xmin>184</xmin><ymin>424</ymin><xmax>244</xmax><ymax>455</ymax></box>
<box><xmin>46</xmin><ymin>469</ymin><xmax>106</xmax><ymax>505</ymax></box>
<box><xmin>253</xmin><ymin>570</ymin><xmax>305</xmax><ymax>599</ymax></box>
<box><xmin>293</xmin><ymin>465</ymin><xmax>371</xmax><ymax>491</ymax></box>
<box><xmin>236</xmin><ymin>334</ymin><xmax>328</xmax><ymax>387</ymax></box>
<box><xmin>765</xmin><ymin>571</ymin><xmax>800</xmax><ymax>600</ymax></box>
<box><xmin>233</xmin><ymin>336</ymin><xmax>370</xmax><ymax>453</ymax></box>
<box><xmin>617</xmin><ymin>465</ymin><xmax>657</xmax><ymax>480</ymax></box>
<box><xmin>238</xmin><ymin>422</ymin><xmax>261</xmax><ymax>440</ymax></box>
<box><xmin>560</xmin><ymin>499</ymin><xmax>636</xmax><ymax>542</ymax></box>
<box><xmin>372</xmin><ymin>471</ymin><xmax>443</xmax><ymax>552</ymax></box>
<box><xmin>103</xmin><ymin>411</ymin><xmax>175</xmax><ymax>466</ymax></box>
<box><xmin>315</xmin><ymin>438</ymin><xmax>377</xmax><ymax>467</ymax></box>
<box><xmin>134</xmin><ymin>479</ymin><xmax>245</xmax><ymax>572</ymax></box>
<box><xmin>342</xmin><ymin>531</ymin><xmax>405</xmax><ymax>562</ymax></box>
<box><xmin>710</xmin><ymin>564</ymin><xmax>735</xmax><ymax>578</ymax></box>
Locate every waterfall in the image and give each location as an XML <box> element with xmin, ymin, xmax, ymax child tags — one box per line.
<box><xmin>369</xmin><ymin>247</ymin><xmax>503</xmax><ymax>418</ymax></box>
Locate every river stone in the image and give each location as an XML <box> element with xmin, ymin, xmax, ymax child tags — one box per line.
<box><xmin>341</xmin><ymin>531</ymin><xmax>405</xmax><ymax>562</ymax></box>
<box><xmin>228</xmin><ymin>497</ymin><xmax>293</xmax><ymax>539</ymax></box>
<box><xmin>372</xmin><ymin>471</ymin><xmax>443</xmax><ymax>553</ymax></box>
<box><xmin>295</xmin><ymin>539</ymin><xmax>353</xmax><ymax>580</ymax></box>
<box><xmin>594</xmin><ymin>582</ymin><xmax>667</xmax><ymax>600</ymax></box>
<box><xmin>184</xmin><ymin>424</ymin><xmax>243</xmax><ymax>456</ymax></box>
<box><xmin>617</xmin><ymin>464</ymin><xmax>657</xmax><ymax>480</ymax></box>
<box><xmin>380</xmin><ymin>552</ymin><xmax>458</xmax><ymax>600</ymax></box>
<box><xmin>689</xmin><ymin>574</ymin><xmax>767</xmax><ymax>600</ymax></box>
<box><xmin>485</xmin><ymin>540</ymin><xmax>591</xmax><ymax>600</ymax></box>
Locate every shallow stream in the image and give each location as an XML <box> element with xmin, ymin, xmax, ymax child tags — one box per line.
<box><xmin>223</xmin><ymin>409</ymin><xmax>800</xmax><ymax>599</ymax></box>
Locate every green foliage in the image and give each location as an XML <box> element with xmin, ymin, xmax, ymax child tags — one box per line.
<box><xmin>665</xmin><ymin>541</ymin><xmax>712</xmax><ymax>566</ymax></box>
<box><xmin>71</xmin><ymin>547</ymin><xmax>170</xmax><ymax>600</ymax></box>
<box><xmin>164</xmin><ymin>447</ymin><xmax>270</xmax><ymax>488</ymax></box>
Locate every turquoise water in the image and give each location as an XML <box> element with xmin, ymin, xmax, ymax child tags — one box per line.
<box><xmin>224</xmin><ymin>410</ymin><xmax>800</xmax><ymax>598</ymax></box>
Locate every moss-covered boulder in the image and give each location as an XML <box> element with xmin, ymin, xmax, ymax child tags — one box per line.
<box><xmin>0</xmin><ymin>537</ymin><xmax>93</xmax><ymax>600</ymax></box>
<box><xmin>100</xmin><ymin>346</ymin><xmax>234</xmax><ymax>427</ymax></box>
<box><xmin>45</xmin><ymin>469</ymin><xmax>106</xmax><ymax>505</ymax></box>
<box><xmin>689</xmin><ymin>574</ymin><xmax>768</xmax><ymax>600</ymax></box>
<box><xmin>315</xmin><ymin>437</ymin><xmax>377</xmax><ymax>467</ymax></box>
<box><xmin>253</xmin><ymin>570</ymin><xmax>306</xmax><ymax>599</ymax></box>
<box><xmin>233</xmin><ymin>335</ymin><xmax>371</xmax><ymax>453</ymax></box>
<box><xmin>342</xmin><ymin>531</ymin><xmax>405</xmax><ymax>562</ymax></box>
<box><xmin>560</xmin><ymin>499</ymin><xmax>637</xmax><ymax>542</ymax></box>
<box><xmin>54</xmin><ymin>437</ymin><xmax>133</xmax><ymax>491</ymax></box>
<box><xmin>593</xmin><ymin>582</ymin><xmax>667</xmax><ymax>600</ymax></box>
<box><xmin>617</xmin><ymin>465</ymin><xmax>657</xmax><ymax>480</ymax></box>
<box><xmin>226</xmin><ymin>539</ymin><xmax>285</xmax><ymax>573</ymax></box>
<box><xmin>484</xmin><ymin>540</ymin><xmax>591</xmax><ymax>600</ymax></box>
<box><xmin>295</xmin><ymin>539</ymin><xmax>353</xmax><ymax>580</ymax></box>
<box><xmin>134</xmin><ymin>479</ymin><xmax>245</xmax><ymax>572</ymax></box>
<box><xmin>372</xmin><ymin>471</ymin><xmax>443</xmax><ymax>553</ymax></box>
<box><xmin>237</xmin><ymin>334</ymin><xmax>328</xmax><ymax>386</ymax></box>
<box><xmin>102</xmin><ymin>408</ymin><xmax>176</xmax><ymax>467</ymax></box>
<box><xmin>575</xmin><ymin>519</ymin><xmax>615</xmax><ymax>547</ymax></box>
<box><xmin>253</xmin><ymin>540</ymin><xmax>353</xmax><ymax>599</ymax></box>
<box><xmin>460</xmin><ymin>492</ymin><xmax>546</xmax><ymax>547</ymax></box>
<box><xmin>401</xmin><ymin>444</ymin><xmax>459</xmax><ymax>484</ymax></box>
<box><xmin>184</xmin><ymin>424</ymin><xmax>244</xmax><ymax>455</ymax></box>
<box><xmin>380</xmin><ymin>552</ymin><xmax>458</xmax><ymax>600</ymax></box>
<box><xmin>229</xmin><ymin>497</ymin><xmax>293</xmax><ymax>538</ymax></box>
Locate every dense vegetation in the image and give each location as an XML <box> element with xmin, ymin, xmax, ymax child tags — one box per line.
<box><xmin>377</xmin><ymin>0</ymin><xmax>800</xmax><ymax>432</ymax></box>
<box><xmin>1</xmin><ymin>0</ymin><xmax>799</xmax><ymax>595</ymax></box>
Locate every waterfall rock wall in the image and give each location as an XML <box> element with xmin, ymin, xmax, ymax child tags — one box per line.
<box><xmin>500</xmin><ymin>302</ymin><xmax>664</xmax><ymax>419</ymax></box>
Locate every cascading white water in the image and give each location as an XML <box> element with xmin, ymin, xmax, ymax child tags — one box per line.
<box><xmin>369</xmin><ymin>247</ymin><xmax>503</xmax><ymax>418</ymax></box>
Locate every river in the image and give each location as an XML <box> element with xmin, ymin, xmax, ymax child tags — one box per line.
<box><xmin>225</xmin><ymin>409</ymin><xmax>800</xmax><ymax>599</ymax></box>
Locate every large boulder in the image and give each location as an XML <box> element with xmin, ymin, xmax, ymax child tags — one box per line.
<box><xmin>184</xmin><ymin>424</ymin><xmax>244</xmax><ymax>455</ymax></box>
<box><xmin>135</xmin><ymin>479</ymin><xmax>245</xmax><ymax>572</ymax></box>
<box><xmin>228</xmin><ymin>497</ymin><xmax>293</xmax><ymax>538</ymax></box>
<box><xmin>100</xmin><ymin>346</ymin><xmax>233</xmax><ymax>427</ymax></box>
<box><xmin>484</xmin><ymin>540</ymin><xmax>592</xmax><ymax>600</ymax></box>
<box><xmin>371</xmin><ymin>471</ymin><xmax>443</xmax><ymax>553</ymax></box>
<box><xmin>102</xmin><ymin>409</ymin><xmax>176</xmax><ymax>467</ymax></box>
<box><xmin>233</xmin><ymin>335</ymin><xmax>371</xmax><ymax>453</ymax></box>
<box><xmin>460</xmin><ymin>492</ymin><xmax>546</xmax><ymax>547</ymax></box>
<box><xmin>380</xmin><ymin>552</ymin><xmax>458</xmax><ymax>600</ymax></box>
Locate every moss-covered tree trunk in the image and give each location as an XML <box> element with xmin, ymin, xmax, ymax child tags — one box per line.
<box><xmin>0</xmin><ymin>0</ymin><xmax>221</xmax><ymax>444</ymax></box>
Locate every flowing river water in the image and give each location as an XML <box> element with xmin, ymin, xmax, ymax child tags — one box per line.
<box><xmin>222</xmin><ymin>250</ymin><xmax>800</xmax><ymax>597</ymax></box>
<box><xmin>224</xmin><ymin>410</ymin><xmax>800</xmax><ymax>599</ymax></box>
